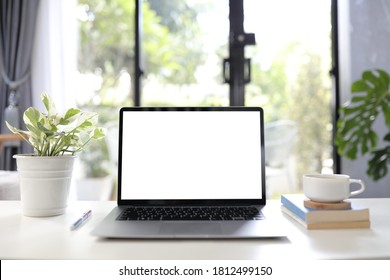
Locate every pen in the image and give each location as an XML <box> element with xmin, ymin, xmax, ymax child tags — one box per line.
<box><xmin>70</xmin><ymin>210</ymin><xmax>92</xmax><ymax>231</ymax></box>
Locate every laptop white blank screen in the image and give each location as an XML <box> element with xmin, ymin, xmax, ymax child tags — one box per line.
<box><xmin>120</xmin><ymin>110</ymin><xmax>262</xmax><ymax>200</ymax></box>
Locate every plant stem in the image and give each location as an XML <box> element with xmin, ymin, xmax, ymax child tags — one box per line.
<box><xmin>50</xmin><ymin>135</ymin><xmax>65</xmax><ymax>156</ymax></box>
<box><xmin>40</xmin><ymin>139</ymin><xmax>49</xmax><ymax>156</ymax></box>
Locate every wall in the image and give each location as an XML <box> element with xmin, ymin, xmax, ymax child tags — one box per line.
<box><xmin>339</xmin><ymin>0</ymin><xmax>390</xmax><ymax>197</ymax></box>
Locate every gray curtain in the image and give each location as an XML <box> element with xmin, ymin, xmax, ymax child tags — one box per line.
<box><xmin>0</xmin><ymin>0</ymin><xmax>39</xmax><ymax>169</ymax></box>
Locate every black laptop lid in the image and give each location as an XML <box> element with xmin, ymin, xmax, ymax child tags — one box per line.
<box><xmin>118</xmin><ymin>107</ymin><xmax>266</xmax><ymax>206</ymax></box>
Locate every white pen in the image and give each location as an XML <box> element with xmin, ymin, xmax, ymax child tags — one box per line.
<box><xmin>70</xmin><ymin>210</ymin><xmax>92</xmax><ymax>231</ymax></box>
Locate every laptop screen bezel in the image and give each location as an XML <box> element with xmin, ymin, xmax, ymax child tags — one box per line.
<box><xmin>117</xmin><ymin>107</ymin><xmax>266</xmax><ymax>207</ymax></box>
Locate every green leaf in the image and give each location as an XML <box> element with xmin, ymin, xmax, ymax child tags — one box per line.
<box><xmin>26</xmin><ymin>124</ymin><xmax>44</xmax><ymax>138</ymax></box>
<box><xmin>343</xmin><ymin>106</ymin><xmax>363</xmax><ymax>115</ymax></box>
<box><xmin>58</xmin><ymin>118</ymin><xmax>70</xmax><ymax>125</ymax></box>
<box><xmin>351</xmin><ymin>80</ymin><xmax>371</xmax><ymax>92</ymax></box>
<box><xmin>362</xmin><ymin>69</ymin><xmax>389</xmax><ymax>92</ymax></box>
<box><xmin>64</xmin><ymin>108</ymin><xmax>81</xmax><ymax>121</ymax></box>
<box><xmin>336</xmin><ymin>69</ymin><xmax>390</xmax><ymax>159</ymax></box>
<box><xmin>5</xmin><ymin>121</ymin><xmax>25</xmax><ymax>135</ymax></box>
<box><xmin>345</xmin><ymin>146</ymin><xmax>358</xmax><ymax>160</ymax></box>
<box><xmin>351</xmin><ymin>95</ymin><xmax>368</xmax><ymax>103</ymax></box>
<box><xmin>78</xmin><ymin>121</ymin><xmax>93</xmax><ymax>129</ymax></box>
<box><xmin>91</xmin><ymin>127</ymin><xmax>106</xmax><ymax>139</ymax></box>
<box><xmin>375</xmin><ymin>69</ymin><xmax>390</xmax><ymax>90</ymax></box>
<box><xmin>41</xmin><ymin>92</ymin><xmax>57</xmax><ymax>116</ymax></box>
<box><xmin>37</xmin><ymin>122</ymin><xmax>55</xmax><ymax>137</ymax></box>
<box><xmin>23</xmin><ymin>107</ymin><xmax>41</xmax><ymax>128</ymax></box>
<box><xmin>12</xmin><ymin>91</ymin><xmax>106</xmax><ymax>156</ymax></box>
<box><xmin>382</xmin><ymin>101</ymin><xmax>390</xmax><ymax>129</ymax></box>
<box><xmin>367</xmin><ymin>147</ymin><xmax>390</xmax><ymax>180</ymax></box>
<box><xmin>368</xmin><ymin>130</ymin><xmax>378</xmax><ymax>148</ymax></box>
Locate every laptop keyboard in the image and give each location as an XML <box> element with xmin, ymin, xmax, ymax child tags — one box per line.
<box><xmin>117</xmin><ymin>206</ymin><xmax>264</xmax><ymax>221</ymax></box>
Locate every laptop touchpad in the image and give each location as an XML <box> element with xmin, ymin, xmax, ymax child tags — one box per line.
<box><xmin>159</xmin><ymin>222</ymin><xmax>222</xmax><ymax>236</ymax></box>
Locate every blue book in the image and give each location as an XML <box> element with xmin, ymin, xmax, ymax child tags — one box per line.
<box><xmin>281</xmin><ymin>194</ymin><xmax>370</xmax><ymax>224</ymax></box>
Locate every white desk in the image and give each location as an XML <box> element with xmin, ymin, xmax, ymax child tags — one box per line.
<box><xmin>1</xmin><ymin>199</ymin><xmax>390</xmax><ymax>260</ymax></box>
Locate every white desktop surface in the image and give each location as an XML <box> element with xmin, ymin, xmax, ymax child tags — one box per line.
<box><xmin>1</xmin><ymin>199</ymin><xmax>390</xmax><ymax>260</ymax></box>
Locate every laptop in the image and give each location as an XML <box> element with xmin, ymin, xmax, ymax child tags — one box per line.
<box><xmin>91</xmin><ymin>107</ymin><xmax>284</xmax><ymax>238</ymax></box>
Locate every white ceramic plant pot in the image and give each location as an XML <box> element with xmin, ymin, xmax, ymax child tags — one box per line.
<box><xmin>14</xmin><ymin>154</ymin><xmax>76</xmax><ymax>217</ymax></box>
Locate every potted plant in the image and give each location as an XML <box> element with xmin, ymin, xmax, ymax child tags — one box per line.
<box><xmin>335</xmin><ymin>69</ymin><xmax>390</xmax><ymax>181</ymax></box>
<box><xmin>5</xmin><ymin>92</ymin><xmax>105</xmax><ymax>216</ymax></box>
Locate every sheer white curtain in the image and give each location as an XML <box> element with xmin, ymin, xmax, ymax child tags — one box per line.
<box><xmin>31</xmin><ymin>0</ymin><xmax>80</xmax><ymax>199</ymax></box>
<box><xmin>31</xmin><ymin>0</ymin><xmax>77</xmax><ymax>112</ymax></box>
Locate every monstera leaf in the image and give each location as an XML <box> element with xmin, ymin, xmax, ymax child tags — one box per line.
<box><xmin>335</xmin><ymin>69</ymin><xmax>390</xmax><ymax>180</ymax></box>
<box><xmin>367</xmin><ymin>133</ymin><xmax>390</xmax><ymax>180</ymax></box>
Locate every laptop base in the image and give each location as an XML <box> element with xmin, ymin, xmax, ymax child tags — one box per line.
<box><xmin>91</xmin><ymin>207</ymin><xmax>286</xmax><ymax>239</ymax></box>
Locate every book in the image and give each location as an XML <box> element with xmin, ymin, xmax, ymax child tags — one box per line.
<box><xmin>281</xmin><ymin>206</ymin><xmax>371</xmax><ymax>229</ymax></box>
<box><xmin>281</xmin><ymin>194</ymin><xmax>370</xmax><ymax>229</ymax></box>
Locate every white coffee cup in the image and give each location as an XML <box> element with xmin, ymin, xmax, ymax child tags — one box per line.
<box><xmin>302</xmin><ymin>174</ymin><xmax>365</xmax><ymax>203</ymax></box>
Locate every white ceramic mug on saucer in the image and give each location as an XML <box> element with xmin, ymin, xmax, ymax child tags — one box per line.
<box><xmin>302</xmin><ymin>174</ymin><xmax>365</xmax><ymax>203</ymax></box>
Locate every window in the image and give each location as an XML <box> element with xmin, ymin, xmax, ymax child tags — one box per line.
<box><xmin>75</xmin><ymin>0</ymin><xmax>333</xmax><ymax>198</ymax></box>
<box><xmin>243</xmin><ymin>0</ymin><xmax>333</xmax><ymax>196</ymax></box>
<box><xmin>139</xmin><ymin>0</ymin><xmax>230</xmax><ymax>106</ymax></box>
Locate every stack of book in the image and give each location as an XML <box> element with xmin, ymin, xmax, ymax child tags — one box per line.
<box><xmin>281</xmin><ymin>194</ymin><xmax>370</xmax><ymax>229</ymax></box>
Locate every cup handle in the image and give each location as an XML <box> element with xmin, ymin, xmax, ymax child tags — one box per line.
<box><xmin>349</xmin><ymin>179</ymin><xmax>365</xmax><ymax>197</ymax></box>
